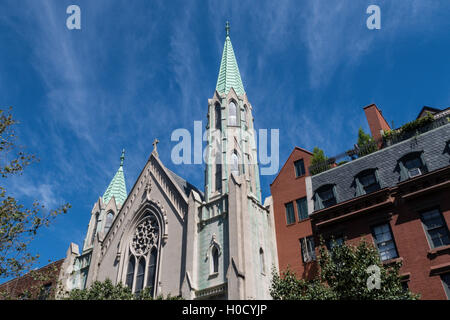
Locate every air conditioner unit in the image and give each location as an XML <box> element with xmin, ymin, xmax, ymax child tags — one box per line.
<box><xmin>408</xmin><ymin>167</ymin><xmax>422</xmax><ymax>178</ymax></box>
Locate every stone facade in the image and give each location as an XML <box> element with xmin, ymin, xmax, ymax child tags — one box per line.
<box><xmin>58</xmin><ymin>26</ymin><xmax>278</xmax><ymax>300</ymax></box>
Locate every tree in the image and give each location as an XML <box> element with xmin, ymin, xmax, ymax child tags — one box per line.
<box><xmin>357</xmin><ymin>127</ymin><xmax>378</xmax><ymax>157</ymax></box>
<box><xmin>271</xmin><ymin>239</ymin><xmax>419</xmax><ymax>300</ymax></box>
<box><xmin>310</xmin><ymin>147</ymin><xmax>330</xmax><ymax>175</ymax></box>
<box><xmin>0</xmin><ymin>108</ymin><xmax>70</xmax><ymax>279</ymax></box>
<box><xmin>63</xmin><ymin>279</ymin><xmax>183</xmax><ymax>300</ymax></box>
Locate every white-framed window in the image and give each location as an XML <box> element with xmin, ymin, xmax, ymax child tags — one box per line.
<box><xmin>371</xmin><ymin>223</ymin><xmax>398</xmax><ymax>261</ymax></box>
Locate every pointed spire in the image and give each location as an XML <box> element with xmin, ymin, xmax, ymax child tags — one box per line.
<box><xmin>215</xmin><ymin>21</ymin><xmax>245</xmax><ymax>96</ymax></box>
<box><xmin>102</xmin><ymin>150</ymin><xmax>127</xmax><ymax>207</ymax></box>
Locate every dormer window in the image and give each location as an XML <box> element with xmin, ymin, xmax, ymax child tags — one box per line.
<box><xmin>356</xmin><ymin>169</ymin><xmax>380</xmax><ymax>196</ymax></box>
<box><xmin>399</xmin><ymin>152</ymin><xmax>427</xmax><ymax>181</ymax></box>
<box><xmin>315</xmin><ymin>185</ymin><xmax>337</xmax><ymax>210</ymax></box>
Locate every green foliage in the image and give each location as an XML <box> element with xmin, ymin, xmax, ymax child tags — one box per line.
<box><xmin>356</xmin><ymin>127</ymin><xmax>378</xmax><ymax>157</ymax></box>
<box><xmin>0</xmin><ymin>108</ymin><xmax>70</xmax><ymax>279</ymax></box>
<box><xmin>310</xmin><ymin>147</ymin><xmax>330</xmax><ymax>175</ymax></box>
<box><xmin>64</xmin><ymin>279</ymin><xmax>183</xmax><ymax>300</ymax></box>
<box><xmin>271</xmin><ymin>239</ymin><xmax>420</xmax><ymax>300</ymax></box>
<box><xmin>383</xmin><ymin>111</ymin><xmax>435</xmax><ymax>141</ymax></box>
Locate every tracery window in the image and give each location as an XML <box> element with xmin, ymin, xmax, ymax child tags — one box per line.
<box><xmin>125</xmin><ymin>214</ymin><xmax>160</xmax><ymax>295</ymax></box>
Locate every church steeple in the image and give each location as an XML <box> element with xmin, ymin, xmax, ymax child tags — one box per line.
<box><xmin>215</xmin><ymin>21</ymin><xmax>245</xmax><ymax>96</ymax></box>
<box><xmin>102</xmin><ymin>149</ymin><xmax>127</xmax><ymax>207</ymax></box>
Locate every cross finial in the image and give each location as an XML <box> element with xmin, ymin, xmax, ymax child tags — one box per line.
<box><xmin>152</xmin><ymin>138</ymin><xmax>159</xmax><ymax>156</ymax></box>
<box><xmin>120</xmin><ymin>149</ymin><xmax>125</xmax><ymax>166</ymax></box>
<box><xmin>225</xmin><ymin>21</ymin><xmax>230</xmax><ymax>37</ymax></box>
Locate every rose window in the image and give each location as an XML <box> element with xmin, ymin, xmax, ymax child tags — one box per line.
<box><xmin>131</xmin><ymin>216</ymin><xmax>159</xmax><ymax>256</ymax></box>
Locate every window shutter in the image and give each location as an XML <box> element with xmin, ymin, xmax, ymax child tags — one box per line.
<box><xmin>399</xmin><ymin>161</ymin><xmax>408</xmax><ymax>181</ymax></box>
<box><xmin>355</xmin><ymin>177</ymin><xmax>364</xmax><ymax>196</ymax></box>
<box><xmin>374</xmin><ymin>169</ymin><xmax>381</xmax><ymax>188</ymax></box>
<box><xmin>419</xmin><ymin>152</ymin><xmax>428</xmax><ymax>173</ymax></box>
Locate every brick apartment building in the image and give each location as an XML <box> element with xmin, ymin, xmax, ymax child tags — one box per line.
<box><xmin>271</xmin><ymin>104</ymin><xmax>450</xmax><ymax>299</ymax></box>
<box><xmin>0</xmin><ymin>259</ymin><xmax>64</xmax><ymax>300</ymax></box>
<box><xmin>270</xmin><ymin>147</ymin><xmax>316</xmax><ymax>279</ymax></box>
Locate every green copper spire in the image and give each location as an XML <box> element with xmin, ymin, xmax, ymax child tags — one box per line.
<box><xmin>215</xmin><ymin>21</ymin><xmax>245</xmax><ymax>96</ymax></box>
<box><xmin>103</xmin><ymin>149</ymin><xmax>127</xmax><ymax>207</ymax></box>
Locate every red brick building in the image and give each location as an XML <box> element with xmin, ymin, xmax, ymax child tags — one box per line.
<box><xmin>270</xmin><ymin>147</ymin><xmax>317</xmax><ymax>279</ymax></box>
<box><xmin>272</xmin><ymin>104</ymin><xmax>450</xmax><ymax>299</ymax></box>
<box><xmin>0</xmin><ymin>259</ymin><xmax>64</xmax><ymax>300</ymax></box>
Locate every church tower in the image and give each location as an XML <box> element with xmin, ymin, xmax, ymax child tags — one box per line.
<box><xmin>66</xmin><ymin>150</ymin><xmax>128</xmax><ymax>290</ymax></box>
<box><xmin>204</xmin><ymin>21</ymin><xmax>262</xmax><ymax>202</ymax></box>
<box><xmin>183</xmin><ymin>22</ymin><xmax>278</xmax><ymax>300</ymax></box>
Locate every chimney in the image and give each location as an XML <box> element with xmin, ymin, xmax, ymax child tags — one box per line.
<box><xmin>363</xmin><ymin>104</ymin><xmax>391</xmax><ymax>143</ymax></box>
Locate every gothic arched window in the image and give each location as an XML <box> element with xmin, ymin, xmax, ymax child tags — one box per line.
<box><xmin>126</xmin><ymin>214</ymin><xmax>160</xmax><ymax>295</ymax></box>
<box><xmin>231</xmin><ymin>151</ymin><xmax>240</xmax><ymax>176</ymax></box>
<box><xmin>215</xmin><ymin>103</ymin><xmax>221</xmax><ymax>130</ymax></box>
<box><xmin>126</xmin><ymin>256</ymin><xmax>135</xmax><ymax>289</ymax></box>
<box><xmin>244</xmin><ymin>105</ymin><xmax>248</xmax><ymax>129</ymax></box>
<box><xmin>104</xmin><ymin>211</ymin><xmax>114</xmax><ymax>234</ymax></box>
<box><xmin>259</xmin><ymin>248</ymin><xmax>265</xmax><ymax>274</ymax></box>
<box><xmin>147</xmin><ymin>248</ymin><xmax>157</xmax><ymax>296</ymax></box>
<box><xmin>211</xmin><ymin>246</ymin><xmax>219</xmax><ymax>274</ymax></box>
<box><xmin>135</xmin><ymin>258</ymin><xmax>146</xmax><ymax>294</ymax></box>
<box><xmin>228</xmin><ymin>101</ymin><xmax>237</xmax><ymax>126</ymax></box>
<box><xmin>215</xmin><ymin>163</ymin><xmax>222</xmax><ymax>192</ymax></box>
<box><xmin>90</xmin><ymin>213</ymin><xmax>99</xmax><ymax>245</ymax></box>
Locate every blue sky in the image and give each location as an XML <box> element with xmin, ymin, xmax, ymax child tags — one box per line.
<box><xmin>0</xmin><ymin>0</ymin><xmax>449</xmax><ymax>275</ymax></box>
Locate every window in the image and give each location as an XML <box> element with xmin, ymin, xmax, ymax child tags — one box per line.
<box><xmin>215</xmin><ymin>163</ymin><xmax>222</xmax><ymax>192</ymax></box>
<box><xmin>371</xmin><ymin>223</ymin><xmax>398</xmax><ymax>261</ymax></box>
<box><xmin>420</xmin><ymin>209</ymin><xmax>450</xmax><ymax>249</ymax></box>
<box><xmin>126</xmin><ymin>256</ymin><xmax>135</xmax><ymax>289</ymax></box>
<box><xmin>294</xmin><ymin>159</ymin><xmax>306</xmax><ymax>177</ymax></box>
<box><xmin>126</xmin><ymin>214</ymin><xmax>160</xmax><ymax>296</ymax></box>
<box><xmin>441</xmin><ymin>273</ymin><xmax>450</xmax><ymax>299</ymax></box>
<box><xmin>228</xmin><ymin>101</ymin><xmax>237</xmax><ymax>126</ymax></box>
<box><xmin>356</xmin><ymin>170</ymin><xmax>380</xmax><ymax>195</ymax></box>
<box><xmin>104</xmin><ymin>211</ymin><xmax>114</xmax><ymax>234</ymax></box>
<box><xmin>231</xmin><ymin>151</ymin><xmax>239</xmax><ymax>176</ymax></box>
<box><xmin>215</xmin><ymin>103</ymin><xmax>221</xmax><ymax>130</ymax></box>
<box><xmin>296</xmin><ymin>197</ymin><xmax>308</xmax><ymax>220</ymax></box>
<box><xmin>300</xmin><ymin>236</ymin><xmax>316</xmax><ymax>263</ymax></box>
<box><xmin>135</xmin><ymin>258</ymin><xmax>146</xmax><ymax>294</ymax></box>
<box><xmin>399</xmin><ymin>152</ymin><xmax>427</xmax><ymax>180</ymax></box>
<box><xmin>401</xmin><ymin>281</ymin><xmax>409</xmax><ymax>293</ymax></box>
<box><xmin>211</xmin><ymin>246</ymin><xmax>219</xmax><ymax>274</ymax></box>
<box><xmin>326</xmin><ymin>236</ymin><xmax>344</xmax><ymax>251</ymax></box>
<box><xmin>315</xmin><ymin>185</ymin><xmax>337</xmax><ymax>210</ymax></box>
<box><xmin>90</xmin><ymin>213</ymin><xmax>99</xmax><ymax>245</ymax></box>
<box><xmin>259</xmin><ymin>248</ymin><xmax>265</xmax><ymax>274</ymax></box>
<box><xmin>147</xmin><ymin>248</ymin><xmax>157</xmax><ymax>296</ymax></box>
<box><xmin>285</xmin><ymin>202</ymin><xmax>295</xmax><ymax>225</ymax></box>
<box><xmin>244</xmin><ymin>105</ymin><xmax>248</xmax><ymax>129</ymax></box>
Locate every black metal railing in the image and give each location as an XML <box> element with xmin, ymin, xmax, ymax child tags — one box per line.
<box><xmin>308</xmin><ymin>114</ymin><xmax>450</xmax><ymax>176</ymax></box>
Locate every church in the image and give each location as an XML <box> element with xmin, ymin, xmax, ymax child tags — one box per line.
<box><xmin>58</xmin><ymin>23</ymin><xmax>279</xmax><ymax>300</ymax></box>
